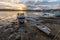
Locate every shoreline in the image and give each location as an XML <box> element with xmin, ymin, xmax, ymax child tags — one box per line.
<box><xmin>0</xmin><ymin>9</ymin><xmax>60</xmax><ymax>12</ymax></box>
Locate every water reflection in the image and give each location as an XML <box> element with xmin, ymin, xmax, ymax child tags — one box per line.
<box><xmin>0</xmin><ymin>11</ymin><xmax>58</xmax><ymax>20</ymax></box>
<box><xmin>0</xmin><ymin>11</ymin><xmax>59</xmax><ymax>25</ymax></box>
<box><xmin>0</xmin><ymin>11</ymin><xmax>41</xmax><ymax>19</ymax></box>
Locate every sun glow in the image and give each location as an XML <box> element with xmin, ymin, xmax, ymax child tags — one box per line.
<box><xmin>16</xmin><ymin>4</ymin><xmax>26</xmax><ymax>10</ymax></box>
<box><xmin>0</xmin><ymin>1</ymin><xmax>27</xmax><ymax>10</ymax></box>
<box><xmin>17</xmin><ymin>7</ymin><xmax>23</xmax><ymax>10</ymax></box>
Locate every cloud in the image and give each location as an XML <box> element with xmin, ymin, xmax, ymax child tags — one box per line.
<box><xmin>35</xmin><ymin>0</ymin><xmax>58</xmax><ymax>2</ymax></box>
<box><xmin>20</xmin><ymin>0</ymin><xmax>58</xmax><ymax>2</ymax></box>
<box><xmin>48</xmin><ymin>0</ymin><xmax>58</xmax><ymax>2</ymax></box>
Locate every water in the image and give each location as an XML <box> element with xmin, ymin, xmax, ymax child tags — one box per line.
<box><xmin>0</xmin><ymin>11</ymin><xmax>60</xmax><ymax>20</ymax></box>
<box><xmin>0</xmin><ymin>11</ymin><xmax>41</xmax><ymax>19</ymax></box>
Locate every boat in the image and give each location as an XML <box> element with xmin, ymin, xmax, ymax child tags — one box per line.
<box><xmin>26</xmin><ymin>16</ymin><xmax>52</xmax><ymax>36</ymax></box>
<box><xmin>39</xmin><ymin>13</ymin><xmax>55</xmax><ymax>18</ymax></box>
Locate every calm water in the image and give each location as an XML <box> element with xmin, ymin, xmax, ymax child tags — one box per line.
<box><xmin>0</xmin><ymin>11</ymin><xmax>60</xmax><ymax>20</ymax></box>
<box><xmin>0</xmin><ymin>11</ymin><xmax>42</xmax><ymax>19</ymax></box>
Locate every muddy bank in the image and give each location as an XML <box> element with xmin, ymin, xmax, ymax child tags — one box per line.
<box><xmin>0</xmin><ymin>17</ymin><xmax>60</xmax><ymax>40</ymax></box>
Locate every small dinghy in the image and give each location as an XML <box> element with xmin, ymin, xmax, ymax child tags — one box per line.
<box><xmin>26</xmin><ymin>16</ymin><xmax>52</xmax><ymax>36</ymax></box>
<box><xmin>35</xmin><ymin>23</ymin><xmax>51</xmax><ymax>35</ymax></box>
